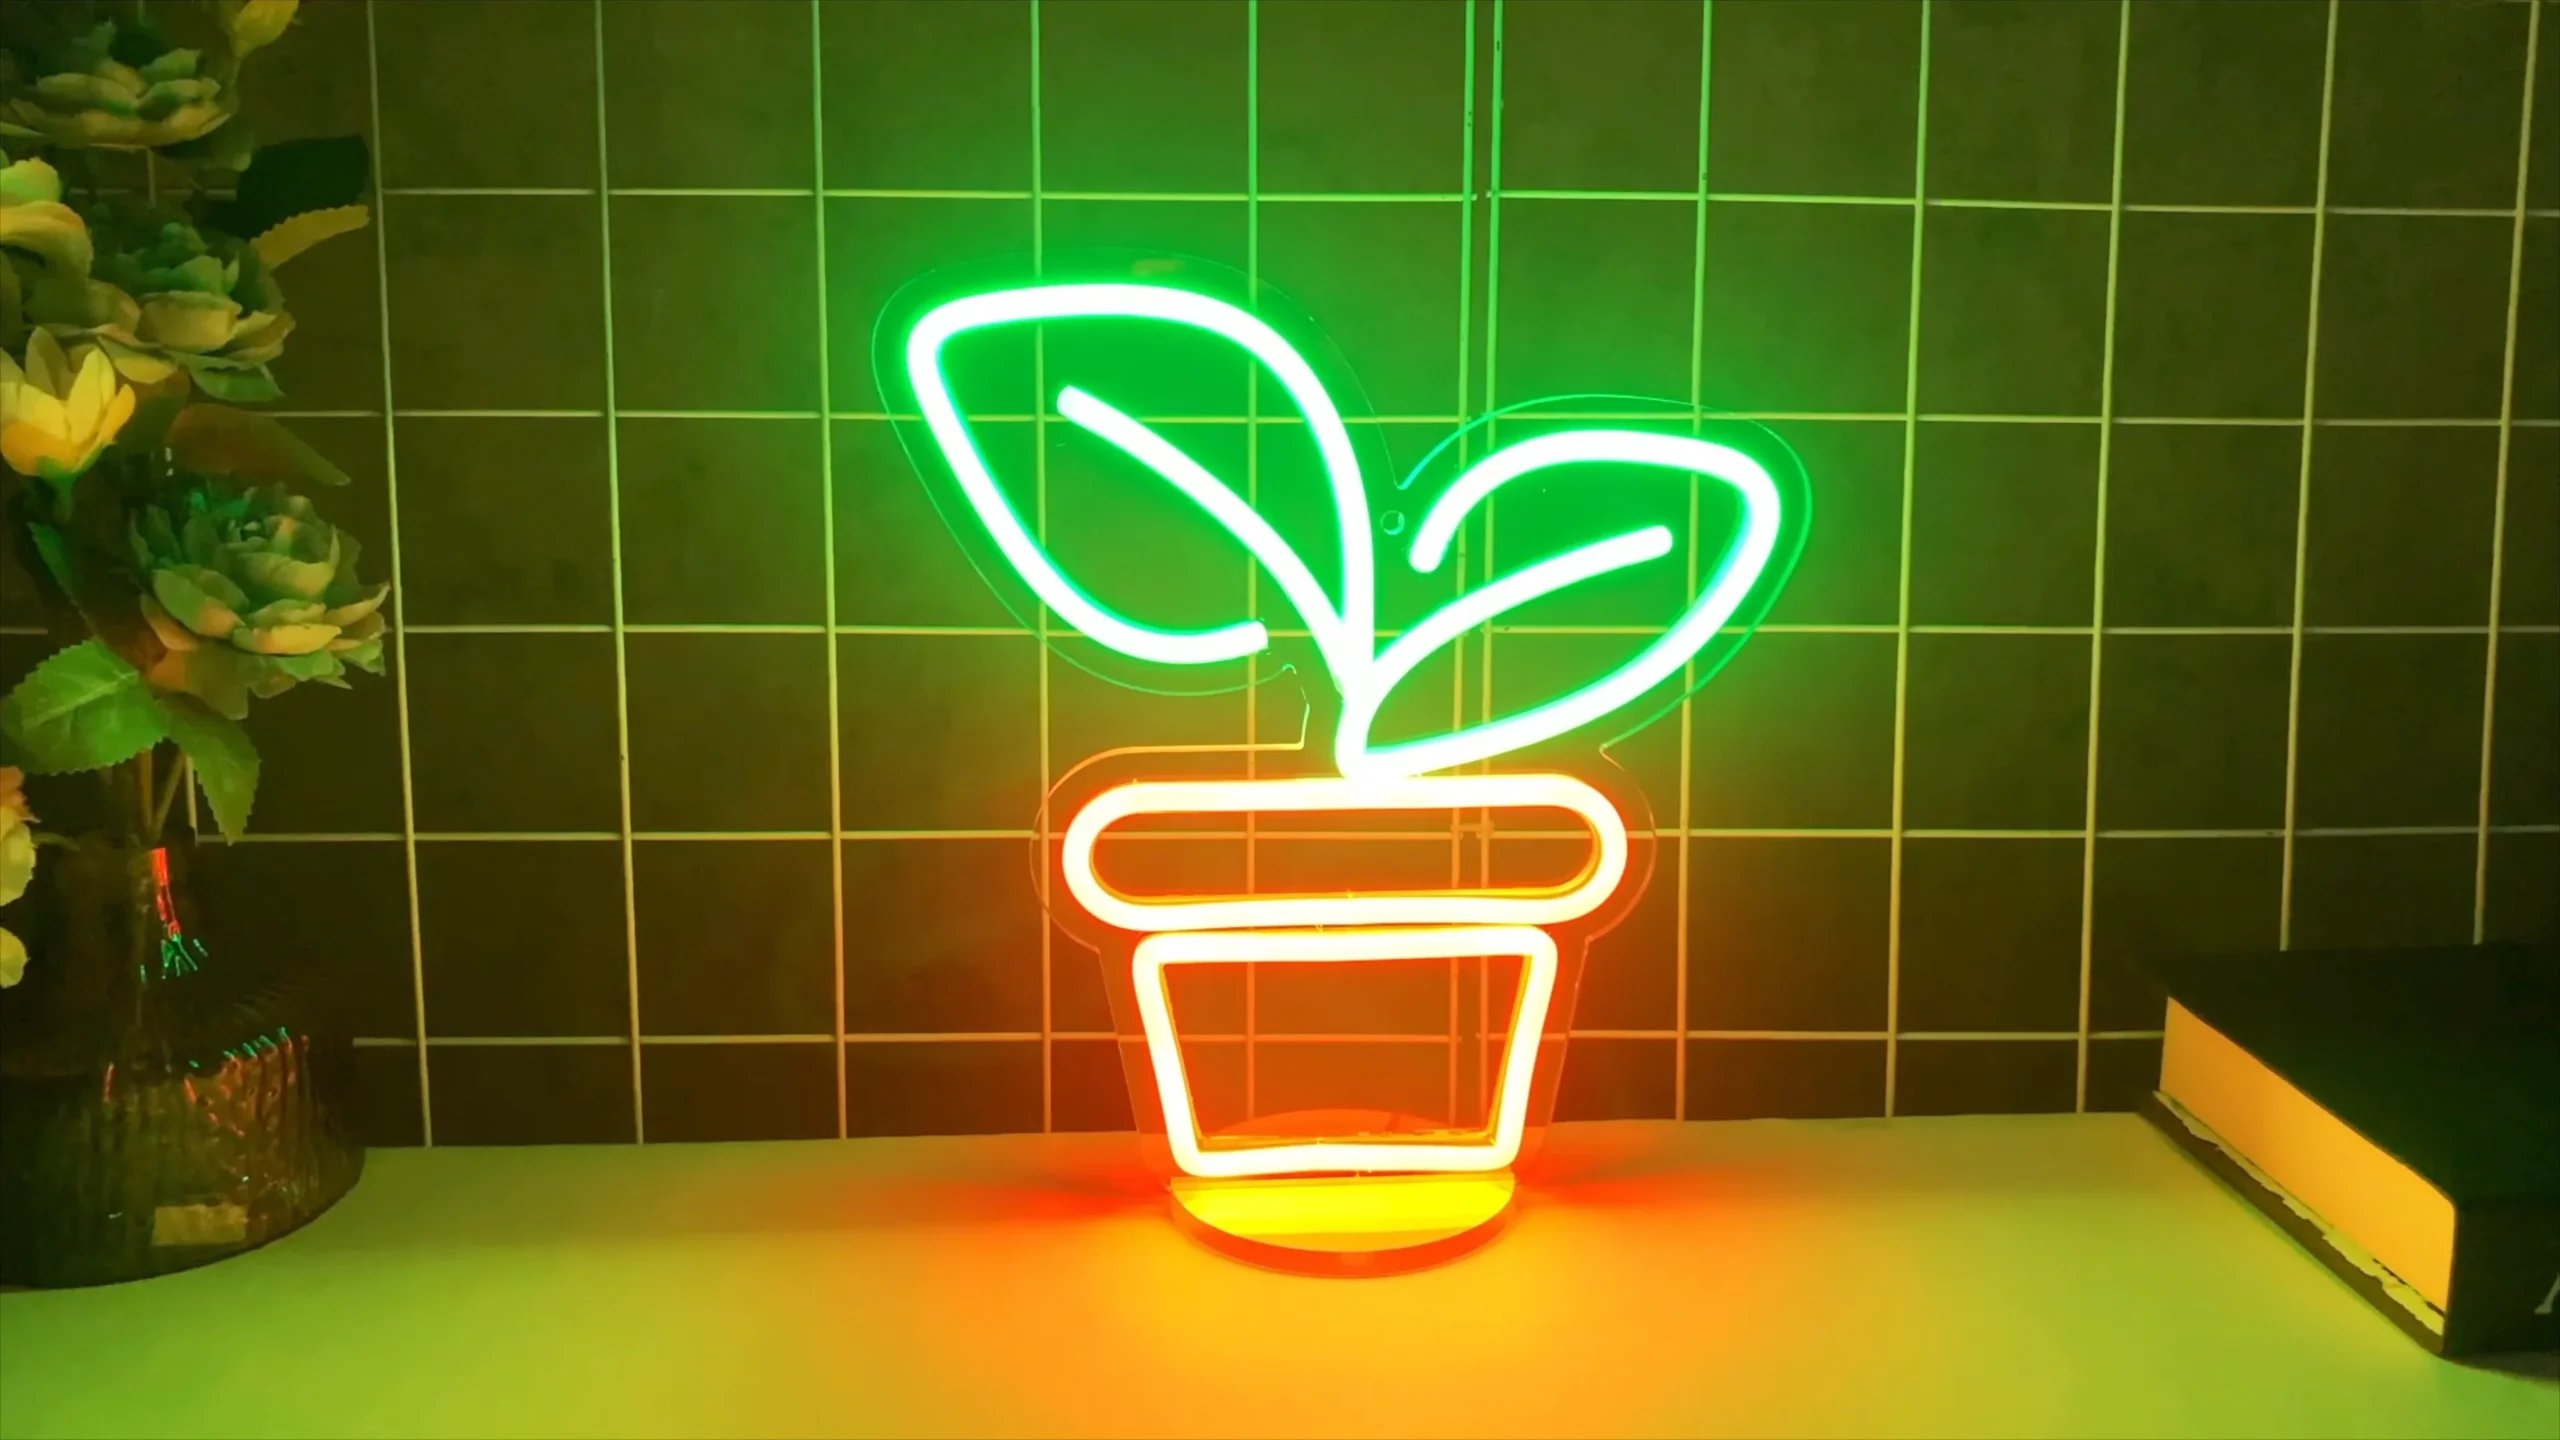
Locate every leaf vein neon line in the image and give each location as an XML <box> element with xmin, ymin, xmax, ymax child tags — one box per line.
<box><xmin>1056</xmin><ymin>386</ymin><xmax>1365</xmax><ymax>688</ymax></box>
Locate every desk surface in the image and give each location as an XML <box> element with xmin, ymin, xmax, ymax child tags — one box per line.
<box><xmin>2</xmin><ymin>1115</ymin><xmax>2553</xmax><ymax>1438</ymax></box>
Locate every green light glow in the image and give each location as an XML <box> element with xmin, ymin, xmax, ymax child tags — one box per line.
<box><xmin>891</xmin><ymin>278</ymin><xmax>1806</xmax><ymax>778</ymax></box>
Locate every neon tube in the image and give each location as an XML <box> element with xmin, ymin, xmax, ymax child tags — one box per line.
<box><xmin>1060</xmin><ymin>772</ymin><xmax>1629</xmax><ymax>933</ymax></box>
<box><xmin>905</xmin><ymin>284</ymin><xmax>1375</xmax><ymax>671</ymax></box>
<box><xmin>1133</xmin><ymin>925</ymin><xmax>1558</xmax><ymax>1178</ymax></box>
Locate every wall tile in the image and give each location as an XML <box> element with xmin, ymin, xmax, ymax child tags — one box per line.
<box><xmin>2295</xmin><ymin>634</ymin><xmax>2485</xmax><ymax>829</ymax></box>
<box><xmin>1257</xmin><ymin>1</ymin><xmax>1464</xmax><ymax>194</ymax></box>
<box><xmin>842</xmin><ymin>840</ymin><xmax>1042</xmax><ymax>1032</ymax></box>
<box><xmin>844</xmin><ymin>1041</ymin><xmax>1043</xmax><ymax>1137</ymax></box>
<box><xmin>2088</xmin><ymin>837</ymin><xmax>2281</xmax><ymax>1032</ymax></box>
<box><xmin>633</xmin><ymin>841</ymin><xmax>834</xmax><ymax>1036</ymax></box>
<box><xmin>1908</xmin><ymin>421</ymin><xmax>2097</xmax><ymax>626</ymax></box>
<box><xmin>395</xmin><ymin>418</ymin><xmax>614</xmax><ymax>625</ymax></box>
<box><xmin>374</xmin><ymin>0</ymin><xmax>598</xmax><ymax>188</ymax></box>
<box><xmin>642</xmin><ymin>1044</ymin><xmax>837</xmax><ymax>1142</ymax></box>
<box><xmin>2104</xmin><ymin>424</ymin><xmax>2300</xmax><ymax>628</ymax></box>
<box><xmin>604</xmin><ymin>0</ymin><xmax>813</xmax><ymax>190</ymax></box>
<box><xmin>1688</xmin><ymin>635</ymin><xmax>1898</xmax><ymax>830</ymax></box>
<box><xmin>2328</xmin><ymin>0</ymin><xmax>2531</xmax><ymax>210</ymax></box>
<box><xmin>627</xmin><ymin>635</ymin><xmax>834</xmax><ymax>832</ymax></box>
<box><xmin>2121</xmin><ymin>1</ymin><xmax>2327</xmax><ymax>207</ymax></box>
<box><xmin>1895</xmin><ymin>1039</ymin><xmax>2076</xmax><ymax>1115</ymax></box>
<box><xmin>620</xmin><ymin>418</ymin><xmax>828</xmax><ymax>625</ymax></box>
<box><xmin>1700</xmin><ymin>202</ymin><xmax>1913</xmax><ymax>413</ymax></box>
<box><xmin>405</xmin><ymin>635</ymin><xmax>623</xmax><ymax>833</ymax></box>
<box><xmin>384</xmin><ymin>196</ymin><xmax>606</xmax><ymax>411</ymax></box>
<box><xmin>1494</xmin><ymin>200</ymin><xmax>1696</xmax><ymax>407</ymax></box>
<box><xmin>428</xmin><ymin>1045</ymin><xmax>634</xmax><ymax>1145</ymax></box>
<box><xmin>2290</xmin><ymin>834</ymin><xmax>2476</xmax><ymax>951</ymax></box>
<box><xmin>1902</xmin><ymin>635</ymin><xmax>2091</xmax><ymax>831</ymax></box>
<box><xmin>1039</xmin><ymin>0</ymin><xmax>1247</xmax><ymax>194</ymax></box>
<box><xmin>1917</xmin><ymin>208</ymin><xmax>2110</xmax><ymax>416</ymax></box>
<box><xmin>820</xmin><ymin>0</ymin><xmax>1030</xmax><ymax>191</ymax></box>
<box><xmin>2096</xmin><ymin>635</ymin><xmax>2292</xmax><ymax>832</ymax></box>
<box><xmin>1689</xmin><ymin>838</ymin><xmax>1890</xmax><ymax>1032</ymax></box>
<box><xmin>1898</xmin><ymin>839</ymin><xmax>2082</xmax><ymax>1033</ymax></box>
<box><xmin>1498</xmin><ymin>1</ymin><xmax>1701</xmax><ymax>194</ymax></box>
<box><xmin>610</xmin><ymin>196</ymin><xmax>821</xmax><ymax>412</ymax></box>
<box><xmin>1925</xmin><ymin>0</ymin><xmax>2119</xmax><ymax>204</ymax></box>
<box><xmin>2316</xmin><ymin>216</ymin><xmax>2513</xmax><ymax>420</ymax></box>
<box><xmin>1554</xmin><ymin>1039</ymin><xmax>1677</xmax><ymax>1122</ymax></box>
<box><xmin>2112</xmin><ymin>213</ymin><xmax>2313</xmax><ymax>420</ymax></box>
<box><xmin>2305</xmin><ymin>427</ymin><xmax>2496</xmax><ymax>627</ymax></box>
<box><xmin>417</xmin><ymin>841</ymin><xmax>627</xmax><ymax>1037</ymax></box>
<box><xmin>1708</xmin><ymin>1</ymin><xmax>1922</xmax><ymax>199</ymax></box>
<box><xmin>1686</xmin><ymin>1038</ymin><xmax>1885</xmax><ymax>1121</ymax></box>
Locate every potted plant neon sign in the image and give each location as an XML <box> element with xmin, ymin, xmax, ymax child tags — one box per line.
<box><xmin>879</xmin><ymin>258</ymin><xmax>1808</xmax><ymax>1272</ymax></box>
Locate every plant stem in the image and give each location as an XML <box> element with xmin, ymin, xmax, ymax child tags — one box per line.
<box><xmin>135</xmin><ymin>746</ymin><xmax>154</xmax><ymax>840</ymax></box>
<box><xmin>151</xmin><ymin>751</ymin><xmax>187</xmax><ymax>840</ymax></box>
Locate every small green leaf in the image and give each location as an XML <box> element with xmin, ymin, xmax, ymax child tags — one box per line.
<box><xmin>160</xmin><ymin>695</ymin><xmax>258</xmax><ymax>841</ymax></box>
<box><xmin>188</xmin><ymin>364</ymin><xmax>283</xmax><ymax>404</ymax></box>
<box><xmin>0</xmin><ymin>641</ymin><xmax>167</xmax><ymax>774</ymax></box>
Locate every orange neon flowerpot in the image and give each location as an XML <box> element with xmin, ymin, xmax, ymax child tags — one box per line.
<box><xmin>1042</xmin><ymin>750</ymin><xmax>1656</xmax><ymax>1273</ymax></box>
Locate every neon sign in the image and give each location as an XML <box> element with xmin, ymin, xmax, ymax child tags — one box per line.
<box><xmin>882</xmin><ymin>263</ymin><xmax>1807</xmax><ymax>1270</ymax></box>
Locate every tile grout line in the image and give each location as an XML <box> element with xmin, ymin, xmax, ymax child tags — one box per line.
<box><xmin>222</xmin><ymin>822</ymin><xmax>2559</xmax><ymax>845</ymax></box>
<box><xmin>2476</xmin><ymin>0</ymin><xmax>2542</xmax><ymax>942</ymax></box>
<box><xmin>1674</xmin><ymin>0</ymin><xmax>1716</xmax><ymax>1123</ymax></box>
<box><xmin>1478</xmin><ymin>0</ymin><xmax>1508</xmax><ymax>1118</ymax></box>
<box><xmin>1244</xmin><ymin>0</ymin><xmax>1262</xmax><ymax>1125</ymax></box>
<box><xmin>2279</xmin><ymin>1</ymin><xmax>2341</xmax><ymax>951</ymax></box>
<box><xmin>1884</xmin><ymin>1</ymin><xmax>1933</xmax><ymax>1118</ymax></box>
<box><xmin>1445</xmin><ymin>0</ymin><xmax>1478</xmax><ymax>1127</ymax></box>
<box><xmin>362</xmin><ymin>0</ymin><xmax>434</xmax><ymax>1147</ymax></box>
<box><xmin>809</xmin><ymin>0</ymin><xmax>849</xmax><ymax>1138</ymax></box>
<box><xmin>1030</xmin><ymin>0</ymin><xmax>1054</xmax><ymax>1136</ymax></box>
<box><xmin>2076</xmin><ymin>0</ymin><xmax>2132</xmax><ymax>1114</ymax></box>
<box><xmin>591</xmin><ymin>0</ymin><xmax>646</xmax><ymax>1143</ymax></box>
<box><xmin>349</xmin><ymin>1027</ymin><xmax>2170</xmax><ymax>1050</ymax></box>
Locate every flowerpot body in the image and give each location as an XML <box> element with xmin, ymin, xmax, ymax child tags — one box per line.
<box><xmin>0</xmin><ymin>839</ymin><xmax>363</xmax><ymax>1287</ymax></box>
<box><xmin>1043</xmin><ymin>752</ymin><xmax>1656</xmax><ymax>1191</ymax></box>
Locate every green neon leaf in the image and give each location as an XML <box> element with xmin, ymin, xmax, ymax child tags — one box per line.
<box><xmin>888</xmin><ymin>278</ymin><xmax>1809</xmax><ymax>777</ymax></box>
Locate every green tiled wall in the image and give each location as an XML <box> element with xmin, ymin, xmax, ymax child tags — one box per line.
<box><xmin>4</xmin><ymin>0</ymin><xmax>2551</xmax><ymax>1147</ymax></box>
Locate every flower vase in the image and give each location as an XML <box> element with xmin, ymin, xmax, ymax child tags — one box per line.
<box><xmin>0</xmin><ymin>836</ymin><xmax>363</xmax><ymax>1287</ymax></box>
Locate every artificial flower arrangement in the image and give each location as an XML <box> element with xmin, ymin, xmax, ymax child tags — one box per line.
<box><xmin>0</xmin><ymin>0</ymin><xmax>377</xmax><ymax>985</ymax></box>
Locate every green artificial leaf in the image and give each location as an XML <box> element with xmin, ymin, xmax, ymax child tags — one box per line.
<box><xmin>165</xmin><ymin>403</ymin><xmax>349</xmax><ymax>487</ymax></box>
<box><xmin>159</xmin><ymin>693</ymin><xmax>257</xmax><ymax>841</ymax></box>
<box><xmin>188</xmin><ymin>364</ymin><xmax>283</xmax><ymax>404</ymax></box>
<box><xmin>0</xmin><ymin>641</ymin><xmax>167</xmax><ymax>774</ymax></box>
<box><xmin>207</xmin><ymin>136</ymin><xmax>370</xmax><ymax>243</ymax></box>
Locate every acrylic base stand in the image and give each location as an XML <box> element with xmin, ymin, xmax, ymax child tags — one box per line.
<box><xmin>1165</xmin><ymin>1109</ymin><xmax>1517</xmax><ymax>1276</ymax></box>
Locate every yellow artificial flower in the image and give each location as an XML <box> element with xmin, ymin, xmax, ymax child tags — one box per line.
<box><xmin>0</xmin><ymin>765</ymin><xmax>33</xmax><ymax>989</ymax></box>
<box><xmin>218</xmin><ymin>1</ymin><xmax>301</xmax><ymax>58</ymax></box>
<box><xmin>0</xmin><ymin>329</ymin><xmax>137</xmax><ymax>482</ymax></box>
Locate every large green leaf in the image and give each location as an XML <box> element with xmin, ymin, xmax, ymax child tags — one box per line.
<box><xmin>0</xmin><ymin>641</ymin><xmax>167</xmax><ymax>774</ymax></box>
<box><xmin>159</xmin><ymin>694</ymin><xmax>258</xmax><ymax>841</ymax></box>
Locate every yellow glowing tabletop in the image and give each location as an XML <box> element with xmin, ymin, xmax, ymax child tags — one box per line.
<box><xmin>2</xmin><ymin>1116</ymin><xmax>2552</xmax><ymax>1438</ymax></box>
